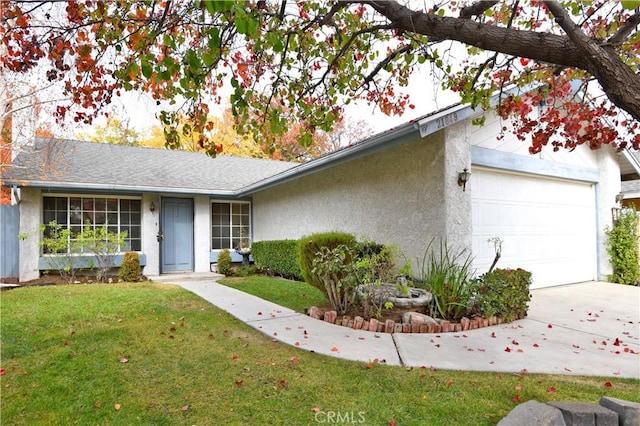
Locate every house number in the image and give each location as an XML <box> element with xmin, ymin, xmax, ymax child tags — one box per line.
<box><xmin>436</xmin><ymin>112</ymin><xmax>458</xmax><ymax>129</ymax></box>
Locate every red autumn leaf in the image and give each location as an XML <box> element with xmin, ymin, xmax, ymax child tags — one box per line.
<box><xmin>366</xmin><ymin>363</ymin><xmax>373</xmax><ymax>369</ymax></box>
<box><xmin>533</xmin><ymin>343</ymin><xmax>539</xmax><ymax>348</ymax></box>
<box><xmin>512</xmin><ymin>340</ymin><xmax>519</xmax><ymax>345</ymax></box>
<box><xmin>289</xmin><ymin>356</ymin><xmax>299</xmax><ymax>364</ymax></box>
<box><xmin>491</xmin><ymin>332</ymin><xmax>496</xmax><ymax>338</ymax></box>
<box><xmin>312</xmin><ymin>407</ymin><xmax>321</xmax><ymax>413</ymax></box>
<box><xmin>547</xmin><ymin>324</ymin><xmax>553</xmax><ymax>328</ymax></box>
<box><xmin>0</xmin><ymin>369</ymin><xmax>5</xmax><ymax>376</ymax></box>
<box><xmin>279</xmin><ymin>380</ymin><xmax>286</xmax><ymax>387</ymax></box>
<box><xmin>604</xmin><ymin>381</ymin><xmax>613</xmax><ymax>387</ymax></box>
<box><xmin>446</xmin><ymin>380</ymin><xmax>454</xmax><ymax>387</ymax></box>
<box><xmin>94</xmin><ymin>401</ymin><xmax>101</xmax><ymax>408</ymax></box>
<box><xmin>231</xmin><ymin>354</ymin><xmax>239</xmax><ymax>360</ymax></box>
<box><xmin>513</xmin><ymin>395</ymin><xmax>521</xmax><ymax>403</ymax></box>
<box><xmin>388</xmin><ymin>420</ymin><xmax>398</xmax><ymax>426</ymax></box>
<box><xmin>517</xmin><ymin>349</ymin><xmax>524</xmax><ymax>353</ymax></box>
<box><xmin>613</xmin><ymin>338</ymin><xmax>621</xmax><ymax>346</ymax></box>
<box><xmin>505</xmin><ymin>347</ymin><xmax>512</xmax><ymax>352</ymax></box>
<box><xmin>294</xmin><ymin>341</ymin><xmax>300</xmax><ymax>346</ymax></box>
<box><xmin>235</xmin><ymin>380</ymin><xmax>243</xmax><ymax>387</ymax></box>
<box><xmin>519</xmin><ymin>58</ymin><xmax>530</xmax><ymax>66</ymax></box>
<box><xmin>257</xmin><ymin>312</ymin><xmax>262</xmax><ymax>315</ymax></box>
<box><xmin>331</xmin><ymin>347</ymin><xmax>339</xmax><ymax>352</ymax></box>
<box><xmin>547</xmin><ymin>386</ymin><xmax>557</xmax><ymax>393</ymax></box>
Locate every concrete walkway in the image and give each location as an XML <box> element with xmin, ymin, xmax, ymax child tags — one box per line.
<box><xmin>151</xmin><ymin>275</ymin><xmax>640</xmax><ymax>379</ymax></box>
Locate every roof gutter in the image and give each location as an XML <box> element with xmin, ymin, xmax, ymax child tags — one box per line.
<box><xmin>3</xmin><ymin>180</ymin><xmax>237</xmax><ymax>196</ymax></box>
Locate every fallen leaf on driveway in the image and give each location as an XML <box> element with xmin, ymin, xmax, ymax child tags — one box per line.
<box><xmin>331</xmin><ymin>347</ymin><xmax>339</xmax><ymax>352</ymax></box>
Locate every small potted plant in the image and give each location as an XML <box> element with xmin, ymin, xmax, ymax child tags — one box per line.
<box><xmin>235</xmin><ymin>228</ymin><xmax>251</xmax><ymax>267</ymax></box>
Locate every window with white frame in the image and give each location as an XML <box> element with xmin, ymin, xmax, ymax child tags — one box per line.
<box><xmin>42</xmin><ymin>195</ymin><xmax>142</xmax><ymax>253</ymax></box>
<box><xmin>211</xmin><ymin>201</ymin><xmax>251</xmax><ymax>250</ymax></box>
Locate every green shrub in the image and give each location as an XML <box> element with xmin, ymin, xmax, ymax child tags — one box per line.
<box><xmin>217</xmin><ymin>249</ymin><xmax>233</xmax><ymax>276</ymax></box>
<box><xmin>119</xmin><ymin>252</ymin><xmax>141</xmax><ymax>282</ymax></box>
<box><xmin>298</xmin><ymin>232</ymin><xmax>357</xmax><ymax>293</ymax></box>
<box><xmin>606</xmin><ymin>208</ymin><xmax>639</xmax><ymax>285</ymax></box>
<box><xmin>232</xmin><ymin>265</ymin><xmax>257</xmax><ymax>277</ymax></box>
<box><xmin>252</xmin><ymin>240</ymin><xmax>302</xmax><ymax>279</ymax></box>
<box><xmin>417</xmin><ymin>239</ymin><xmax>474</xmax><ymax>321</ymax></box>
<box><xmin>472</xmin><ymin>268</ymin><xmax>532</xmax><ymax>321</ymax></box>
<box><xmin>311</xmin><ymin>244</ymin><xmax>359</xmax><ymax>315</ymax></box>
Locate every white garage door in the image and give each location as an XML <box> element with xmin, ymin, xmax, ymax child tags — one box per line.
<box><xmin>471</xmin><ymin>168</ymin><xmax>597</xmax><ymax>289</ymax></box>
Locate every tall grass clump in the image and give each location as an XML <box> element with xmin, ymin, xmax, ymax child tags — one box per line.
<box><xmin>417</xmin><ymin>239</ymin><xmax>475</xmax><ymax>321</ymax></box>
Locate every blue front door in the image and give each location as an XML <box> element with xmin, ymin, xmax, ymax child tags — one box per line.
<box><xmin>161</xmin><ymin>198</ymin><xmax>194</xmax><ymax>272</ymax></box>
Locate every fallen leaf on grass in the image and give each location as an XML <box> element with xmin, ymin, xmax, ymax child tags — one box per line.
<box><xmin>513</xmin><ymin>395</ymin><xmax>520</xmax><ymax>403</ymax></box>
<box><xmin>289</xmin><ymin>356</ymin><xmax>299</xmax><ymax>365</ymax></box>
<box><xmin>181</xmin><ymin>405</ymin><xmax>189</xmax><ymax>411</ymax></box>
<box><xmin>94</xmin><ymin>401</ymin><xmax>101</xmax><ymax>408</ymax></box>
<box><xmin>114</xmin><ymin>403</ymin><xmax>121</xmax><ymax>411</ymax></box>
<box><xmin>311</xmin><ymin>407</ymin><xmax>321</xmax><ymax>413</ymax></box>
<box><xmin>515</xmin><ymin>384</ymin><xmax>522</xmax><ymax>390</ymax></box>
<box><xmin>446</xmin><ymin>380</ymin><xmax>454</xmax><ymax>387</ymax></box>
<box><xmin>1</xmin><ymin>369</ymin><xmax>5</xmax><ymax>376</ymax></box>
<box><xmin>235</xmin><ymin>380</ymin><xmax>243</xmax><ymax>387</ymax></box>
<box><xmin>119</xmin><ymin>357</ymin><xmax>129</xmax><ymax>363</ymax></box>
<box><xmin>604</xmin><ymin>381</ymin><xmax>613</xmax><ymax>387</ymax></box>
<box><xmin>388</xmin><ymin>420</ymin><xmax>398</xmax><ymax>426</ymax></box>
<box><xmin>279</xmin><ymin>380</ymin><xmax>286</xmax><ymax>387</ymax></box>
<box><xmin>547</xmin><ymin>386</ymin><xmax>557</xmax><ymax>393</ymax></box>
<box><xmin>231</xmin><ymin>354</ymin><xmax>239</xmax><ymax>361</ymax></box>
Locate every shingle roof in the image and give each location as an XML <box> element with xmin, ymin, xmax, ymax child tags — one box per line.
<box><xmin>2</xmin><ymin>138</ymin><xmax>298</xmax><ymax>195</ymax></box>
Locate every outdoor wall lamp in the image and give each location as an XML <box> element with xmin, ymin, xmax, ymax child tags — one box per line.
<box><xmin>150</xmin><ymin>201</ymin><xmax>156</xmax><ymax>212</ymax></box>
<box><xmin>458</xmin><ymin>168</ymin><xmax>471</xmax><ymax>192</ymax></box>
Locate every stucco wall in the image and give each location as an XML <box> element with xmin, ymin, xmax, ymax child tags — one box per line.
<box><xmin>142</xmin><ymin>194</ymin><xmax>161</xmax><ymax>276</ymax></box>
<box><xmin>193</xmin><ymin>195</ymin><xmax>211</xmax><ymax>273</ymax></box>
<box><xmin>18</xmin><ymin>187</ymin><xmax>41</xmax><ymax>281</ymax></box>
<box><xmin>252</xmin><ymin>130</ymin><xmax>472</xmax><ymax>272</ymax></box>
<box><xmin>595</xmin><ymin>147</ymin><xmax>622</xmax><ymax>280</ymax></box>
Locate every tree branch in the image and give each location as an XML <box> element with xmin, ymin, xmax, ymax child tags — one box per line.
<box><xmin>607</xmin><ymin>11</ymin><xmax>640</xmax><ymax>46</ymax></box>
<box><xmin>543</xmin><ymin>1</ymin><xmax>640</xmax><ymax>121</ymax></box>
<box><xmin>459</xmin><ymin>0</ymin><xmax>499</xmax><ymax>19</ymax></box>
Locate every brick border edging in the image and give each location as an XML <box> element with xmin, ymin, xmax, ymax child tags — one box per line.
<box><xmin>307</xmin><ymin>306</ymin><xmax>525</xmax><ymax>333</ymax></box>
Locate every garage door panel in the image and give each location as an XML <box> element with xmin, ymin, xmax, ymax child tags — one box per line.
<box><xmin>472</xmin><ymin>169</ymin><xmax>596</xmax><ymax>289</ymax></box>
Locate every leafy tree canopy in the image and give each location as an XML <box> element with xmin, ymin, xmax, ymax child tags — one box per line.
<box><xmin>2</xmin><ymin>0</ymin><xmax>639</xmax><ymax>156</ymax></box>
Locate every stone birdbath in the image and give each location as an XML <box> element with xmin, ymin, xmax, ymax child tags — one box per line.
<box><xmin>235</xmin><ymin>247</ymin><xmax>251</xmax><ymax>267</ymax></box>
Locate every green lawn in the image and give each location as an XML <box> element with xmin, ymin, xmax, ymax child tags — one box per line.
<box><xmin>218</xmin><ymin>275</ymin><xmax>328</xmax><ymax>312</ymax></box>
<box><xmin>1</xmin><ymin>283</ymin><xmax>638</xmax><ymax>425</ymax></box>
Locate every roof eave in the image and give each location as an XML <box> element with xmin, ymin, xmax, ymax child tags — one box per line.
<box><xmin>3</xmin><ymin>179</ymin><xmax>238</xmax><ymax>196</ymax></box>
